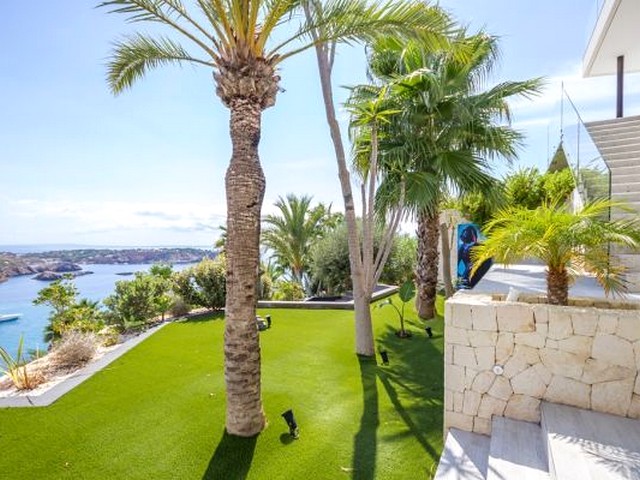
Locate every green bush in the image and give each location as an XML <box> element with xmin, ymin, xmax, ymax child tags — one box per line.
<box><xmin>379</xmin><ymin>234</ymin><xmax>417</xmax><ymax>286</ymax></box>
<box><xmin>272</xmin><ymin>280</ymin><xmax>305</xmax><ymax>301</ymax></box>
<box><xmin>173</xmin><ymin>256</ymin><xmax>226</xmax><ymax>310</ymax></box>
<box><xmin>504</xmin><ymin>167</ymin><xmax>575</xmax><ymax>210</ymax></box>
<box><xmin>103</xmin><ymin>272</ymin><xmax>168</xmax><ymax>329</ymax></box>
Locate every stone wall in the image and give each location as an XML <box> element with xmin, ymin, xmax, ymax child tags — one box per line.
<box><xmin>444</xmin><ymin>293</ymin><xmax>640</xmax><ymax>436</ymax></box>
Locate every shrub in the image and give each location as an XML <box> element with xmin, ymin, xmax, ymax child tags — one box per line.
<box><xmin>272</xmin><ymin>280</ymin><xmax>305</xmax><ymax>301</ymax></box>
<box><xmin>0</xmin><ymin>336</ymin><xmax>45</xmax><ymax>390</ymax></box>
<box><xmin>379</xmin><ymin>234</ymin><xmax>417</xmax><ymax>286</ymax></box>
<box><xmin>169</xmin><ymin>294</ymin><xmax>191</xmax><ymax>317</ymax></box>
<box><xmin>173</xmin><ymin>256</ymin><xmax>226</xmax><ymax>310</ymax></box>
<box><xmin>50</xmin><ymin>332</ymin><xmax>97</xmax><ymax>369</ymax></box>
<box><xmin>104</xmin><ymin>272</ymin><xmax>168</xmax><ymax>329</ymax></box>
<box><xmin>97</xmin><ymin>326</ymin><xmax>120</xmax><ymax>347</ymax></box>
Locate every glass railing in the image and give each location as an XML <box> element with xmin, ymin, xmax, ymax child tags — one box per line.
<box><xmin>561</xmin><ymin>87</ymin><xmax>611</xmax><ymax>214</ymax></box>
<box><xmin>586</xmin><ymin>0</ymin><xmax>607</xmax><ymax>45</ymax></box>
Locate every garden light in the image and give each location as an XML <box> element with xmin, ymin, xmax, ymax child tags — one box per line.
<box><xmin>379</xmin><ymin>350</ymin><xmax>389</xmax><ymax>365</ymax></box>
<box><xmin>425</xmin><ymin>327</ymin><xmax>433</xmax><ymax>338</ymax></box>
<box><xmin>266</xmin><ymin>315</ymin><xmax>272</xmax><ymax>329</ymax></box>
<box><xmin>281</xmin><ymin>409</ymin><xmax>299</xmax><ymax>439</ymax></box>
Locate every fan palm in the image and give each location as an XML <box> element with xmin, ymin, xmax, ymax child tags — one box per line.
<box><xmin>472</xmin><ymin>199</ymin><xmax>640</xmax><ymax>305</ymax></box>
<box><xmin>99</xmin><ymin>0</ymin><xmax>450</xmax><ymax>436</ymax></box>
<box><xmin>363</xmin><ymin>33</ymin><xmax>541</xmax><ymax>319</ymax></box>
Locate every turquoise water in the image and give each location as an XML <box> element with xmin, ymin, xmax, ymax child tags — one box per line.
<box><xmin>0</xmin><ymin>263</ymin><xmax>193</xmax><ymax>358</ymax></box>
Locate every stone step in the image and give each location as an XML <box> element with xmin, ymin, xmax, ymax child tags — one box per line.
<box><xmin>611</xmin><ymin>173</ymin><xmax>640</xmax><ymax>185</ymax></box>
<box><xmin>612</xmin><ymin>191</ymin><xmax>640</xmax><ymax>203</ymax></box>
<box><xmin>586</xmin><ymin>115</ymin><xmax>640</xmax><ymax>129</ymax></box>
<box><xmin>591</xmin><ymin>129</ymin><xmax>640</xmax><ymax>143</ymax></box>
<box><xmin>541</xmin><ymin>402</ymin><xmax>640</xmax><ymax>480</ymax></box>
<box><xmin>597</xmin><ymin>143</ymin><xmax>640</xmax><ymax>157</ymax></box>
<box><xmin>610</xmin><ymin>165</ymin><xmax>640</xmax><ymax>176</ymax></box>
<box><xmin>605</xmin><ymin>156</ymin><xmax>640</xmax><ymax>168</ymax></box>
<box><xmin>434</xmin><ymin>428</ymin><xmax>490</xmax><ymax>480</ymax></box>
<box><xmin>487</xmin><ymin>417</ymin><xmax>549</xmax><ymax>480</ymax></box>
<box><xmin>591</xmin><ymin>135</ymin><xmax>640</xmax><ymax>150</ymax></box>
<box><xmin>612</xmin><ymin>182</ymin><xmax>640</xmax><ymax>195</ymax></box>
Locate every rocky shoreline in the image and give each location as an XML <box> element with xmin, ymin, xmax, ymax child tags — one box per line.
<box><xmin>0</xmin><ymin>248</ymin><xmax>213</xmax><ymax>282</ymax></box>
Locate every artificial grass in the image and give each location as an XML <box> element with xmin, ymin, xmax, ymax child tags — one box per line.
<box><xmin>0</xmin><ymin>297</ymin><xmax>445</xmax><ymax>479</ymax></box>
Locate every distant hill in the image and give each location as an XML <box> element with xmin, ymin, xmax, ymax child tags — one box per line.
<box><xmin>0</xmin><ymin>248</ymin><xmax>215</xmax><ymax>283</ymax></box>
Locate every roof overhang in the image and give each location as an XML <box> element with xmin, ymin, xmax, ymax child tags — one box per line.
<box><xmin>583</xmin><ymin>0</ymin><xmax>640</xmax><ymax>77</ymax></box>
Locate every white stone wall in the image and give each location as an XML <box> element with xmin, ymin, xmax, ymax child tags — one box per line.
<box><xmin>444</xmin><ymin>293</ymin><xmax>640</xmax><ymax>436</ymax></box>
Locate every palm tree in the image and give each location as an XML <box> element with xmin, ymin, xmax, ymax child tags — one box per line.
<box><xmin>364</xmin><ymin>33</ymin><xmax>541</xmax><ymax>319</ymax></box>
<box><xmin>262</xmin><ymin>194</ymin><xmax>335</xmax><ymax>286</ymax></box>
<box><xmin>99</xmin><ymin>0</ymin><xmax>448</xmax><ymax>436</ymax></box>
<box><xmin>472</xmin><ymin>199</ymin><xmax>640</xmax><ymax>306</ymax></box>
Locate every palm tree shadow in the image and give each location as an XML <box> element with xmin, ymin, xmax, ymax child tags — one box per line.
<box><xmin>351</xmin><ymin>355</ymin><xmax>379</xmax><ymax>480</ymax></box>
<box><xmin>202</xmin><ymin>431</ymin><xmax>257</xmax><ymax>480</ymax></box>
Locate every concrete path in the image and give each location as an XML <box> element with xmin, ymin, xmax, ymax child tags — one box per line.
<box><xmin>472</xmin><ymin>264</ymin><xmax>640</xmax><ymax>302</ymax></box>
<box><xmin>0</xmin><ymin>323</ymin><xmax>167</xmax><ymax>408</ymax></box>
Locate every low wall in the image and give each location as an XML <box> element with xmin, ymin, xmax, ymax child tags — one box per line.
<box><xmin>444</xmin><ymin>293</ymin><xmax>640</xmax><ymax>436</ymax></box>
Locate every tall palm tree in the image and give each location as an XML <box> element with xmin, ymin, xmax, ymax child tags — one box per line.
<box><xmin>262</xmin><ymin>194</ymin><xmax>335</xmax><ymax>286</ymax></box>
<box><xmin>99</xmin><ymin>0</ymin><xmax>448</xmax><ymax>436</ymax></box>
<box><xmin>472</xmin><ymin>199</ymin><xmax>640</xmax><ymax>305</ymax></box>
<box><xmin>365</xmin><ymin>33</ymin><xmax>541</xmax><ymax>319</ymax></box>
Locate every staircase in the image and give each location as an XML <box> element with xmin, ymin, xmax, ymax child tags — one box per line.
<box><xmin>585</xmin><ymin>115</ymin><xmax>640</xmax><ymax>293</ymax></box>
<box><xmin>434</xmin><ymin>402</ymin><xmax>640</xmax><ymax>479</ymax></box>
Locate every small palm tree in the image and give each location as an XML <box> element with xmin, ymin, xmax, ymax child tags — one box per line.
<box><xmin>471</xmin><ymin>199</ymin><xmax>640</xmax><ymax>305</ymax></box>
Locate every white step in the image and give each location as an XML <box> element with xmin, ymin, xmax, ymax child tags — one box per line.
<box><xmin>586</xmin><ymin>115</ymin><xmax>640</xmax><ymax>128</ymax></box>
<box><xmin>612</xmin><ymin>182</ymin><xmax>640</xmax><ymax>195</ymax></box>
<box><xmin>541</xmin><ymin>402</ymin><xmax>640</xmax><ymax>480</ymax></box>
<box><xmin>487</xmin><ymin>417</ymin><xmax>549</xmax><ymax>480</ymax></box>
<box><xmin>612</xmin><ymin>173</ymin><xmax>640</xmax><ymax>185</ymax></box>
<box><xmin>434</xmin><ymin>428</ymin><xmax>490</xmax><ymax>480</ymax></box>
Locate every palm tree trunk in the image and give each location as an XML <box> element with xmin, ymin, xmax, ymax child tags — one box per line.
<box><xmin>224</xmin><ymin>98</ymin><xmax>267</xmax><ymax>437</ymax></box>
<box><xmin>416</xmin><ymin>208</ymin><xmax>440</xmax><ymax>319</ymax></box>
<box><xmin>440</xmin><ymin>221</ymin><xmax>455</xmax><ymax>298</ymax></box>
<box><xmin>547</xmin><ymin>266</ymin><xmax>569</xmax><ymax>306</ymax></box>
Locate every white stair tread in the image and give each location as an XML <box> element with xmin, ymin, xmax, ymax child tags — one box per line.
<box><xmin>434</xmin><ymin>428</ymin><xmax>490</xmax><ymax>480</ymax></box>
<box><xmin>487</xmin><ymin>417</ymin><xmax>549</xmax><ymax>480</ymax></box>
<box><xmin>541</xmin><ymin>402</ymin><xmax>640</xmax><ymax>480</ymax></box>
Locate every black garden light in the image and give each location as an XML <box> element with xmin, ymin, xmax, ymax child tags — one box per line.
<box><xmin>379</xmin><ymin>350</ymin><xmax>389</xmax><ymax>365</ymax></box>
<box><xmin>425</xmin><ymin>327</ymin><xmax>433</xmax><ymax>338</ymax></box>
<box><xmin>266</xmin><ymin>315</ymin><xmax>272</xmax><ymax>329</ymax></box>
<box><xmin>281</xmin><ymin>409</ymin><xmax>299</xmax><ymax>439</ymax></box>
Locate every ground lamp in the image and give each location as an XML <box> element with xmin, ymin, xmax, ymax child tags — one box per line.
<box><xmin>266</xmin><ymin>315</ymin><xmax>272</xmax><ymax>329</ymax></box>
<box><xmin>281</xmin><ymin>409</ymin><xmax>299</xmax><ymax>439</ymax></box>
<box><xmin>379</xmin><ymin>350</ymin><xmax>389</xmax><ymax>365</ymax></box>
<box><xmin>425</xmin><ymin>327</ymin><xmax>433</xmax><ymax>338</ymax></box>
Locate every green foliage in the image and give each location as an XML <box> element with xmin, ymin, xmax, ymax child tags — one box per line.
<box><xmin>0</xmin><ymin>336</ymin><xmax>42</xmax><ymax>390</ymax></box>
<box><xmin>34</xmin><ymin>279</ymin><xmax>104</xmax><ymax>342</ymax></box>
<box><xmin>173</xmin><ymin>256</ymin><xmax>226</xmax><ymax>311</ymax></box>
<box><xmin>541</xmin><ymin>169</ymin><xmax>575</xmax><ymax>204</ymax></box>
<box><xmin>379</xmin><ymin>234</ymin><xmax>417</xmax><ymax>286</ymax></box>
<box><xmin>378</xmin><ymin>281</ymin><xmax>416</xmax><ymax>336</ymax></box>
<box><xmin>504</xmin><ymin>167</ymin><xmax>575</xmax><ymax>210</ymax></box>
<box><xmin>272</xmin><ymin>280</ymin><xmax>306</xmax><ymax>301</ymax></box>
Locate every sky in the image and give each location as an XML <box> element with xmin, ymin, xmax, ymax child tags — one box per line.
<box><xmin>1</xmin><ymin>1</ymin><xmax>639</xmax><ymax>248</ymax></box>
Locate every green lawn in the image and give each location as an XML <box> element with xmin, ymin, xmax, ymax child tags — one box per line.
<box><xmin>0</xmin><ymin>299</ymin><xmax>445</xmax><ymax>479</ymax></box>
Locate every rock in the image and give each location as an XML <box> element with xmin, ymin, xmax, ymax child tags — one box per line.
<box><xmin>473</xmin><ymin>417</ymin><xmax>492</xmax><ymax>436</ymax></box>
<box><xmin>572</xmin><ymin>311</ymin><xmax>598</xmax><ymax>336</ymax></box>
<box><xmin>463</xmin><ymin>390</ymin><xmax>482</xmax><ymax>416</ymax></box>
<box><xmin>468</xmin><ymin>331</ymin><xmax>498</xmax><ymax>347</ymax></box>
<box><xmin>628</xmin><ymin>395</ymin><xmax>640</xmax><ymax>419</ymax></box>
<box><xmin>510</xmin><ymin>365</ymin><xmax>547</xmax><ymax>397</ymax></box>
<box><xmin>592</xmin><ymin>334</ymin><xmax>635</xmax><ymax>367</ymax></box>
<box><xmin>504</xmin><ymin>395</ymin><xmax>541</xmax><ymax>423</ymax></box>
<box><xmin>591</xmin><ymin>378</ymin><xmax>634</xmax><ymax>417</ymax></box>
<box><xmin>514</xmin><ymin>332</ymin><xmax>545</xmax><ymax>349</ymax></box>
<box><xmin>446</xmin><ymin>412</ymin><xmax>474</xmax><ymax>432</ymax></box>
<box><xmin>598</xmin><ymin>313</ymin><xmax>618</xmax><ymax>334</ymax></box>
<box><xmin>472</xmin><ymin>371</ymin><xmax>496</xmax><ymax>394</ymax></box>
<box><xmin>540</xmin><ymin>349</ymin><xmax>584</xmax><ymax>380</ymax></box>
<box><xmin>533</xmin><ymin>362</ymin><xmax>553</xmax><ymax>385</ymax></box>
<box><xmin>446</xmin><ymin>326</ymin><xmax>469</xmax><ymax>346</ymax></box>
<box><xmin>475</xmin><ymin>347</ymin><xmax>495</xmax><ymax>370</ymax></box>
<box><xmin>477</xmin><ymin>394</ymin><xmax>507</xmax><ymax>419</ymax></box>
<box><xmin>532</xmin><ymin>305</ymin><xmax>549</xmax><ymax>324</ymax></box>
<box><xmin>472</xmin><ymin>305</ymin><xmax>497</xmax><ymax>331</ymax></box>
<box><xmin>557</xmin><ymin>336</ymin><xmax>592</xmax><ymax>361</ymax></box>
<box><xmin>33</xmin><ymin>271</ymin><xmax>62</xmax><ymax>281</ymax></box>
<box><xmin>453</xmin><ymin>345</ymin><xmax>477</xmax><ymax>369</ymax></box>
<box><xmin>497</xmin><ymin>304</ymin><xmax>535</xmax><ymax>333</ymax></box>
<box><xmin>488</xmin><ymin>376</ymin><xmax>513</xmax><ymax>401</ymax></box>
<box><xmin>503</xmin><ymin>349</ymin><xmax>529</xmax><ymax>379</ymax></box>
<box><xmin>445</xmin><ymin>364</ymin><xmax>465</xmax><ymax>392</ymax></box>
<box><xmin>496</xmin><ymin>332</ymin><xmax>514</xmax><ymax>364</ymax></box>
<box><xmin>452</xmin><ymin>303</ymin><xmax>473</xmax><ymax>329</ymax></box>
<box><xmin>544</xmin><ymin>375</ymin><xmax>590</xmax><ymax>409</ymax></box>
<box><xmin>547</xmin><ymin>309</ymin><xmax>573</xmax><ymax>340</ymax></box>
<box><xmin>617</xmin><ymin>316</ymin><xmax>640</xmax><ymax>342</ymax></box>
<box><xmin>582</xmin><ymin>358</ymin><xmax>634</xmax><ymax>384</ymax></box>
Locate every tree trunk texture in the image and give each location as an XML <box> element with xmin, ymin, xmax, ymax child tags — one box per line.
<box><xmin>440</xmin><ymin>222</ymin><xmax>455</xmax><ymax>298</ymax></box>
<box><xmin>224</xmin><ymin>98</ymin><xmax>267</xmax><ymax>437</ymax></box>
<box><xmin>547</xmin><ymin>267</ymin><xmax>569</xmax><ymax>306</ymax></box>
<box><xmin>309</xmin><ymin>34</ymin><xmax>374</xmax><ymax>356</ymax></box>
<box><xmin>416</xmin><ymin>209</ymin><xmax>440</xmax><ymax>319</ymax></box>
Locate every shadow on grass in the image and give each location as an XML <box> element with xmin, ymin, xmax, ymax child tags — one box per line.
<box><xmin>375</xmin><ymin>319</ymin><xmax>444</xmax><ymax>464</ymax></box>
<box><xmin>202</xmin><ymin>431</ymin><xmax>257</xmax><ymax>480</ymax></box>
<box><xmin>181</xmin><ymin>311</ymin><xmax>225</xmax><ymax>323</ymax></box>
<box><xmin>351</xmin><ymin>355</ymin><xmax>380</xmax><ymax>480</ymax></box>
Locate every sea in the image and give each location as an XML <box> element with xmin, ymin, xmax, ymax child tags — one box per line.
<box><xmin>0</xmin><ymin>245</ymin><xmax>202</xmax><ymax>358</ymax></box>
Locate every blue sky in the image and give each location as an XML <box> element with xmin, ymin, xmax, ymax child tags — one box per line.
<box><xmin>1</xmin><ymin>1</ymin><xmax>639</xmax><ymax>248</ymax></box>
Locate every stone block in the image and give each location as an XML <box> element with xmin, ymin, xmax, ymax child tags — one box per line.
<box><xmin>546</xmin><ymin>339</ymin><xmax>559</xmax><ymax>349</ymax></box>
<box><xmin>540</xmin><ymin>349</ymin><xmax>584</xmax><ymax>380</ymax></box>
<box><xmin>617</xmin><ymin>316</ymin><xmax>640</xmax><ymax>342</ymax></box>
<box><xmin>628</xmin><ymin>394</ymin><xmax>640</xmax><ymax>419</ymax></box>
<box><xmin>598</xmin><ymin>313</ymin><xmax>618</xmax><ymax>334</ymax></box>
<box><xmin>452</xmin><ymin>304</ymin><xmax>473</xmax><ymax>329</ymax></box>
<box><xmin>445</xmin><ymin>344</ymin><xmax>453</xmax><ymax>365</ymax></box>
<box><xmin>557</xmin><ymin>336</ymin><xmax>593</xmax><ymax>361</ymax></box>
<box><xmin>444</xmin><ymin>389</ymin><xmax>453</xmax><ymax>411</ymax></box>
<box><xmin>488</xmin><ymin>376</ymin><xmax>513</xmax><ymax>401</ymax></box>
<box><xmin>446</xmin><ymin>412</ymin><xmax>474</xmax><ymax>432</ymax></box>
<box><xmin>514</xmin><ymin>345</ymin><xmax>540</xmax><ymax>364</ymax></box>
<box><xmin>572</xmin><ymin>311</ymin><xmax>598</xmax><ymax>336</ymax></box>
<box><xmin>445</xmin><ymin>302</ymin><xmax>454</xmax><ymax>326</ymax></box>
<box><xmin>496</xmin><ymin>333</ymin><xmax>514</xmax><ymax>364</ymax></box>
<box><xmin>582</xmin><ymin>358</ymin><xmax>635</xmax><ymax>385</ymax></box>
<box><xmin>634</xmin><ymin>341</ymin><xmax>640</xmax><ymax>370</ymax></box>
<box><xmin>469</xmin><ymin>331</ymin><xmax>498</xmax><ymax>347</ymax></box>
<box><xmin>497</xmin><ymin>304</ymin><xmax>535</xmax><ymax>333</ymax></box>
<box><xmin>453</xmin><ymin>391</ymin><xmax>464</xmax><ymax>412</ymax></box>
<box><xmin>477</xmin><ymin>394</ymin><xmax>507</xmax><ymax>419</ymax></box>
<box><xmin>592</xmin><ymin>334</ymin><xmax>635</xmax><ymax>367</ymax></box>
<box><xmin>504</xmin><ymin>395</ymin><xmax>541</xmax><ymax>423</ymax></box>
<box><xmin>445</xmin><ymin>364</ymin><xmax>465</xmax><ymax>392</ymax></box>
<box><xmin>533</xmin><ymin>362</ymin><xmax>552</xmax><ymax>385</ymax></box>
<box><xmin>473</xmin><ymin>417</ymin><xmax>492</xmax><ymax>436</ymax></box>
<box><xmin>465</xmin><ymin>368</ymin><xmax>478</xmax><ymax>390</ymax></box>
<box><xmin>510</xmin><ymin>365</ymin><xmax>547</xmax><ymax>397</ymax></box>
<box><xmin>532</xmin><ymin>304</ymin><xmax>549</xmax><ymax>324</ymax></box>
<box><xmin>535</xmin><ymin>323</ymin><xmax>548</xmax><ymax>336</ymax></box>
<box><xmin>544</xmin><ymin>375</ymin><xmax>590</xmax><ymax>409</ymax></box>
<box><xmin>503</xmin><ymin>350</ymin><xmax>529</xmax><ymax>379</ymax></box>
<box><xmin>447</xmin><ymin>326</ymin><xmax>469</xmax><ymax>346</ymax></box>
<box><xmin>472</xmin><ymin>304</ymin><xmax>497</xmax><ymax>331</ymax></box>
<box><xmin>548</xmin><ymin>310</ymin><xmax>573</xmax><ymax>340</ymax></box>
<box><xmin>635</xmin><ymin>374</ymin><xmax>640</xmax><ymax>395</ymax></box>
<box><xmin>514</xmin><ymin>332</ymin><xmax>546</xmax><ymax>349</ymax></box>
<box><xmin>453</xmin><ymin>345</ymin><xmax>477</xmax><ymax>369</ymax></box>
<box><xmin>591</xmin><ymin>378</ymin><xmax>634</xmax><ymax>417</ymax></box>
<box><xmin>463</xmin><ymin>390</ymin><xmax>482</xmax><ymax>416</ymax></box>
<box><xmin>475</xmin><ymin>347</ymin><xmax>495</xmax><ymax>370</ymax></box>
<box><xmin>471</xmin><ymin>371</ymin><xmax>496</xmax><ymax>394</ymax></box>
